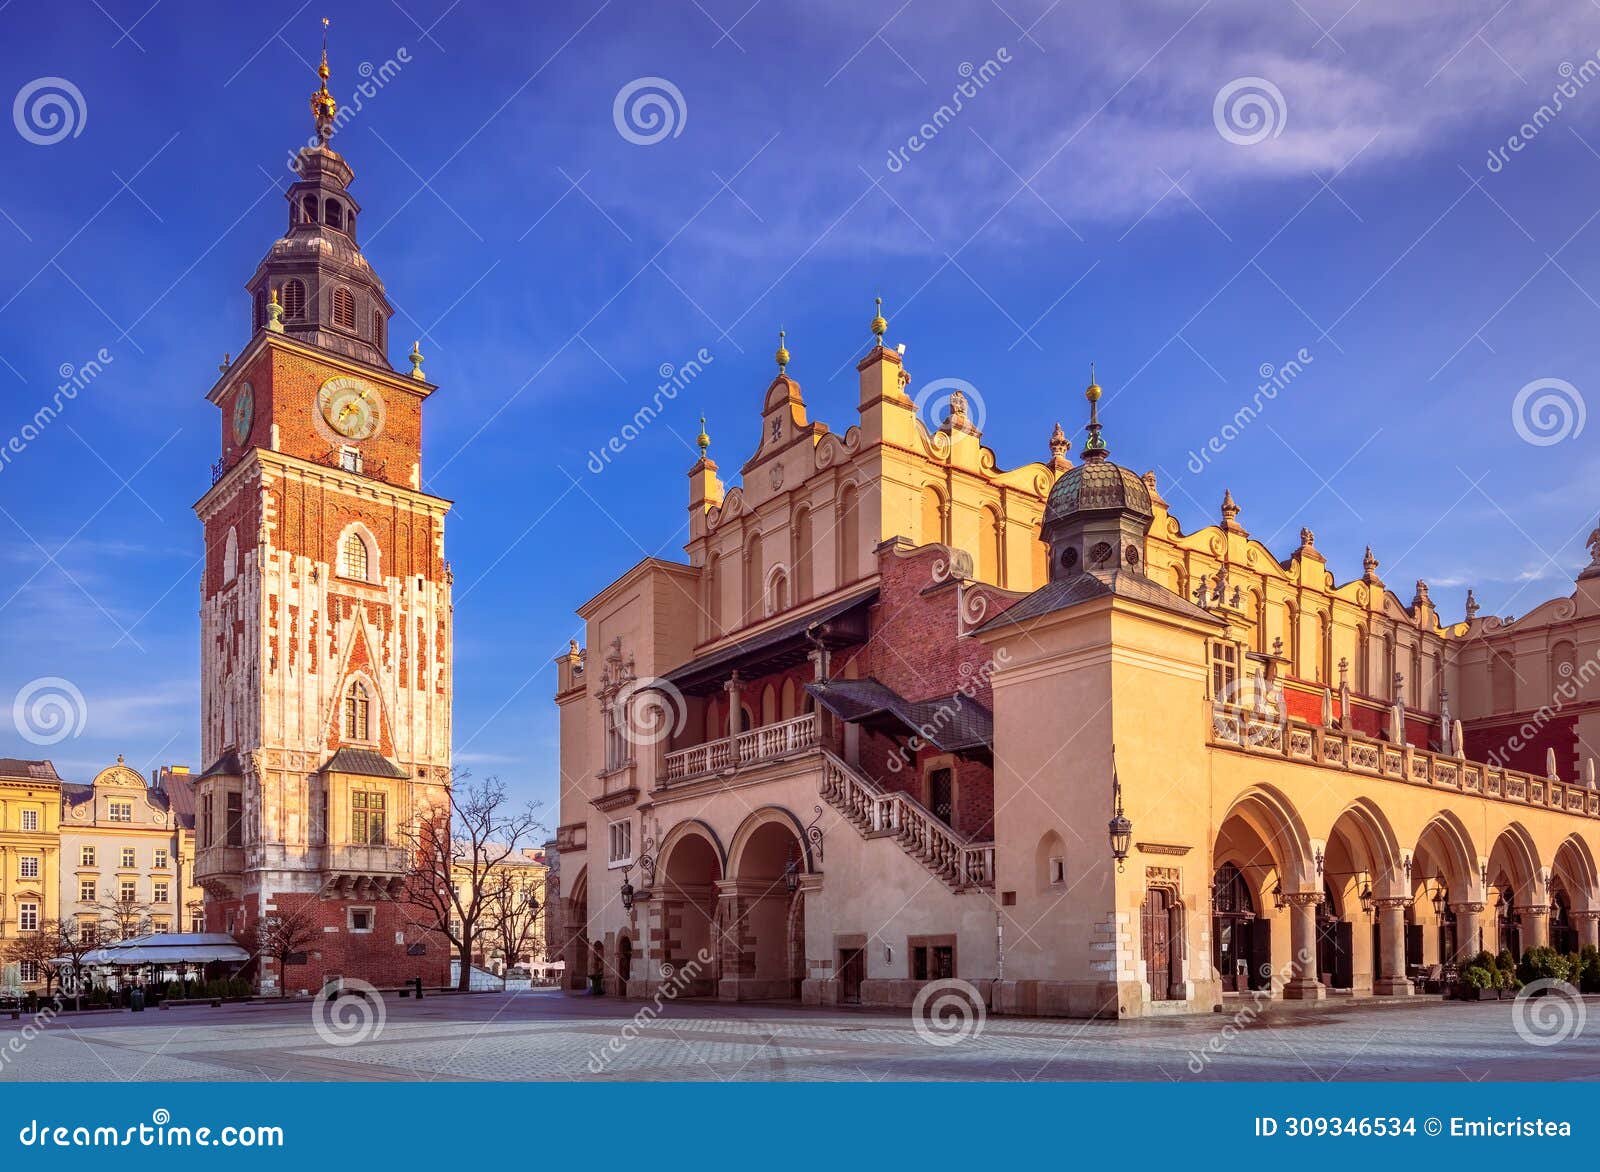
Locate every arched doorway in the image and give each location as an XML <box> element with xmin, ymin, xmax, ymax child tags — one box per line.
<box><xmin>565</xmin><ymin>868</ymin><xmax>590</xmax><ymax>993</ymax></box>
<box><xmin>1412</xmin><ymin>815</ymin><xmax>1480</xmax><ymax>966</ymax></box>
<box><xmin>617</xmin><ymin>934</ymin><xmax>633</xmax><ymax>986</ymax></box>
<box><xmin>1487</xmin><ymin>825</ymin><xmax>1542</xmax><ymax>958</ymax></box>
<box><xmin>1211</xmin><ymin>863</ymin><xmax>1267</xmax><ymax>992</ymax></box>
<box><xmin>658</xmin><ymin>825</ymin><xmax>723</xmax><ymax>997</ymax></box>
<box><xmin>1493</xmin><ymin>877</ymin><xmax>1521</xmax><ymax>959</ymax></box>
<box><xmin>1141</xmin><ymin>883</ymin><xmax>1184</xmax><ymax>1001</ymax></box>
<box><xmin>728</xmin><ymin>813</ymin><xmax>807</xmax><ymax>1000</ymax></box>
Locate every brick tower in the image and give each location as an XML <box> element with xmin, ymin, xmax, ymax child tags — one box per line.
<box><xmin>192</xmin><ymin>35</ymin><xmax>451</xmax><ymax>993</ymax></box>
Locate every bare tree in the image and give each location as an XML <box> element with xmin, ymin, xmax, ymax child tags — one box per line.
<box><xmin>484</xmin><ymin>866</ymin><xmax>545</xmax><ymax>976</ymax></box>
<box><xmin>253</xmin><ymin>907</ymin><xmax>319</xmax><ymax>998</ymax></box>
<box><xmin>95</xmin><ymin>890</ymin><xmax>154</xmax><ymax>942</ymax></box>
<box><xmin>51</xmin><ymin>920</ymin><xmax>96</xmax><ymax>1009</ymax></box>
<box><xmin>400</xmin><ymin>775</ymin><xmax>544</xmax><ymax>991</ymax></box>
<box><xmin>3</xmin><ymin>920</ymin><xmax>62</xmax><ymax>998</ymax></box>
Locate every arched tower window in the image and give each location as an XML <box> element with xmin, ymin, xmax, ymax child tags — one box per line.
<box><xmin>324</xmin><ymin>200</ymin><xmax>344</xmax><ymax>231</ymax></box>
<box><xmin>372</xmin><ymin>309</ymin><xmax>385</xmax><ymax>350</ymax></box>
<box><xmin>282</xmin><ymin>279</ymin><xmax>306</xmax><ymax>321</ymax></box>
<box><xmin>766</xmin><ymin>566</ymin><xmax>789</xmax><ymax>617</ymax></box>
<box><xmin>253</xmin><ymin>288</ymin><xmax>267</xmax><ymax>332</ymax></box>
<box><xmin>301</xmin><ymin>195</ymin><xmax>318</xmax><ymax>224</ymax></box>
<box><xmin>339</xmin><ymin>530</ymin><xmax>370</xmax><ymax>581</ymax></box>
<box><xmin>331</xmin><ymin>286</ymin><xmax>356</xmax><ymax>330</ymax></box>
<box><xmin>222</xmin><ymin>527</ymin><xmax>239</xmax><ymax>584</ymax></box>
<box><xmin>344</xmin><ymin>680</ymin><xmax>372</xmax><ymax>742</ymax></box>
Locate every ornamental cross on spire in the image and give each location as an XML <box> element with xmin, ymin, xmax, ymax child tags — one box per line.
<box><xmin>310</xmin><ymin>18</ymin><xmax>338</xmax><ymax>144</ymax></box>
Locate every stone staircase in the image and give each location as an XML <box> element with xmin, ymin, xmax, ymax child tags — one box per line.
<box><xmin>818</xmin><ymin>751</ymin><xmax>995</xmax><ymax>892</ymax></box>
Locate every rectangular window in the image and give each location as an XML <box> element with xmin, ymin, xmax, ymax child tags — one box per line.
<box><xmin>1211</xmin><ymin>640</ymin><xmax>1239</xmax><ymax>700</ymax></box>
<box><xmin>80</xmin><ymin>845</ymin><xmax>96</xmax><ymax>867</ymax></box>
<box><xmin>152</xmin><ymin>917</ymin><xmax>170</xmax><ymax>933</ymax></box>
<box><xmin>153</xmin><ymin>882</ymin><xmax>169</xmax><ymax>904</ymax></box>
<box><xmin>190</xmin><ymin>915</ymin><xmax>205</xmax><ymax>934</ymax></box>
<box><xmin>19</xmin><ymin>809</ymin><xmax>38</xmax><ymax>832</ymax></box>
<box><xmin>18</xmin><ymin>960</ymin><xmax>37</xmax><ymax>983</ymax></box>
<box><xmin>79</xmin><ymin>920</ymin><xmax>96</xmax><ymax>944</ymax></box>
<box><xmin>18</xmin><ymin>856</ymin><xmax>38</xmax><ymax>880</ymax></box>
<box><xmin>348</xmin><ymin>907</ymin><xmax>373</xmax><ymax>932</ymax></box>
<box><xmin>18</xmin><ymin>903</ymin><xmax>38</xmax><ymax>932</ymax></box>
<box><xmin>119</xmin><ymin>880</ymin><xmax>137</xmax><ymax>902</ymax></box>
<box><xmin>608</xmin><ymin>819</ymin><xmax>632</xmax><ymax>866</ymax></box>
<box><xmin>225</xmin><ymin>792</ymin><xmax>243</xmax><ymax>847</ymax></box>
<box><xmin>352</xmin><ymin>791</ymin><xmax>387</xmax><ymax>846</ymax></box>
<box><xmin>78</xmin><ymin>879</ymin><xmax>96</xmax><ymax>902</ymax></box>
<box><xmin>121</xmin><ymin>847</ymin><xmax>136</xmax><ymax>869</ymax></box>
<box><xmin>201</xmin><ymin>793</ymin><xmax>213</xmax><ymax>848</ymax></box>
<box><xmin>109</xmin><ymin>801</ymin><xmax>133</xmax><ymax>823</ymax></box>
<box><xmin>154</xmin><ymin>848</ymin><xmax>169</xmax><ymax>869</ymax></box>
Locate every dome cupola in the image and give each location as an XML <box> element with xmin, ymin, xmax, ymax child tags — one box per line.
<box><xmin>1041</xmin><ymin>368</ymin><xmax>1153</xmax><ymax>578</ymax></box>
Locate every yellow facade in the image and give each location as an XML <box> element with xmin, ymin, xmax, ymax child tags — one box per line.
<box><xmin>0</xmin><ymin>759</ymin><xmax>62</xmax><ymax>993</ymax></box>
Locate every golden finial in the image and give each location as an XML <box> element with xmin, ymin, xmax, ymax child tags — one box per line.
<box><xmin>1082</xmin><ymin>363</ymin><xmax>1107</xmax><ymax>459</ymax></box>
<box><xmin>310</xmin><ymin>18</ymin><xmax>338</xmax><ymax>144</ymax></box>
<box><xmin>775</xmin><ymin>328</ymin><xmax>790</xmax><ymax>374</ymax></box>
<box><xmin>870</xmin><ymin>296</ymin><xmax>887</xmax><ymax>343</ymax></box>
<box><xmin>696</xmin><ymin>414</ymin><xmax>710</xmax><ymax>458</ymax></box>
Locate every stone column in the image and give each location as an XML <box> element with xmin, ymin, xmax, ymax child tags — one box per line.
<box><xmin>1579</xmin><ymin>912</ymin><xmax>1600</xmax><ymax>950</ymax></box>
<box><xmin>1373</xmin><ymin>898</ymin><xmax>1413</xmax><ymax>995</ymax></box>
<box><xmin>724</xmin><ymin>672</ymin><xmax>743</xmax><ymax>738</ymax></box>
<box><xmin>1453</xmin><ymin>902</ymin><xmax>1485</xmax><ymax>963</ymax></box>
<box><xmin>1283</xmin><ymin>893</ymin><xmax>1325</xmax><ymax>1000</ymax></box>
<box><xmin>1520</xmin><ymin>906</ymin><xmax>1551</xmax><ymax>950</ymax></box>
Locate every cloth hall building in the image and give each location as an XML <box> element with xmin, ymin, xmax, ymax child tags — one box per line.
<box><xmin>552</xmin><ymin>314</ymin><xmax>1600</xmax><ymax>1019</ymax></box>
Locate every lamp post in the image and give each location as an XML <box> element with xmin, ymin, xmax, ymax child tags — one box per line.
<box><xmin>1107</xmin><ymin>745</ymin><xmax>1132</xmax><ymax>873</ymax></box>
<box><xmin>619</xmin><ymin>867</ymin><xmax>635</xmax><ymax>911</ymax></box>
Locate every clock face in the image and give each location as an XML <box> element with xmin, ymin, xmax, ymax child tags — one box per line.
<box><xmin>231</xmin><ymin>382</ymin><xmax>254</xmax><ymax>445</ymax></box>
<box><xmin>316</xmin><ymin>376</ymin><xmax>385</xmax><ymax>441</ymax></box>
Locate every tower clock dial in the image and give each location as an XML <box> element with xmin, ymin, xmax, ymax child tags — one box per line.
<box><xmin>316</xmin><ymin>376</ymin><xmax>385</xmax><ymax>441</ymax></box>
<box><xmin>231</xmin><ymin>382</ymin><xmax>255</xmax><ymax>445</ymax></box>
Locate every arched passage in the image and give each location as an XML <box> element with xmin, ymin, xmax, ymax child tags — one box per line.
<box><xmin>726</xmin><ymin>810</ymin><xmax>807</xmax><ymax>1000</ymax></box>
<box><xmin>1487</xmin><ymin>824</ymin><xmax>1545</xmax><ymax>957</ymax></box>
<box><xmin>1551</xmin><ymin>835</ymin><xmax>1599</xmax><ymax>951</ymax></box>
<box><xmin>657</xmin><ymin>823</ymin><xmax>724</xmax><ymax>997</ymax></box>
<box><xmin>564</xmin><ymin>867</ymin><xmax>590</xmax><ymax>993</ymax></box>
<box><xmin>1323</xmin><ymin>802</ymin><xmax>1405</xmax><ymax>994</ymax></box>
<box><xmin>1411</xmin><ymin>814</ymin><xmax>1480</xmax><ymax>967</ymax></box>
<box><xmin>1211</xmin><ymin>786</ymin><xmax>1318</xmax><ymax>998</ymax></box>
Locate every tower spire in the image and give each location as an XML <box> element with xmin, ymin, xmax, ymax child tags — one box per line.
<box><xmin>310</xmin><ymin>17</ymin><xmax>337</xmax><ymax>144</ymax></box>
<box><xmin>1082</xmin><ymin>363</ymin><xmax>1108</xmax><ymax>461</ymax></box>
<box><xmin>870</xmin><ymin>296</ymin><xmax>887</xmax><ymax>346</ymax></box>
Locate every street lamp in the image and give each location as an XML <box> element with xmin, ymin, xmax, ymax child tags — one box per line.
<box><xmin>1107</xmin><ymin>754</ymin><xmax>1132</xmax><ymax>873</ymax></box>
<box><xmin>783</xmin><ymin>858</ymin><xmax>800</xmax><ymax>894</ymax></box>
<box><xmin>619</xmin><ymin>868</ymin><xmax>635</xmax><ymax>911</ymax></box>
<box><xmin>1359</xmin><ymin>875</ymin><xmax>1374</xmax><ymax>916</ymax></box>
<box><xmin>1431</xmin><ymin>878</ymin><xmax>1447</xmax><ymax>918</ymax></box>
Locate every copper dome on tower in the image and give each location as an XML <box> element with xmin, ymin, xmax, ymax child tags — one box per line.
<box><xmin>1043</xmin><ymin>459</ymin><xmax>1153</xmax><ymax>526</ymax></box>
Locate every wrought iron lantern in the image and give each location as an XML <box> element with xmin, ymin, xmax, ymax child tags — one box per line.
<box><xmin>783</xmin><ymin>858</ymin><xmax>800</xmax><ymax>893</ymax></box>
<box><xmin>619</xmin><ymin>867</ymin><xmax>635</xmax><ymax>911</ymax></box>
<box><xmin>1108</xmin><ymin>783</ymin><xmax>1132</xmax><ymax>873</ymax></box>
<box><xmin>1431</xmin><ymin>878</ymin><xmax>1447</xmax><ymax>918</ymax></box>
<box><xmin>1359</xmin><ymin>875</ymin><xmax>1374</xmax><ymax>916</ymax></box>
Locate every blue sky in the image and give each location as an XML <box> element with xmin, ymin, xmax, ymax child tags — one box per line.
<box><xmin>3</xmin><ymin>0</ymin><xmax>1600</xmax><ymax>812</ymax></box>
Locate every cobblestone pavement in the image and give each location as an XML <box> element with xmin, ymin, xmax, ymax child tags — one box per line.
<box><xmin>2</xmin><ymin>990</ymin><xmax>1598</xmax><ymax>1081</ymax></box>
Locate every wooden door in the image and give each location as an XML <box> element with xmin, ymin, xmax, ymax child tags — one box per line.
<box><xmin>838</xmin><ymin>948</ymin><xmax>865</xmax><ymax>1004</ymax></box>
<box><xmin>1247</xmin><ymin>918</ymin><xmax>1272</xmax><ymax>991</ymax></box>
<box><xmin>927</xmin><ymin>768</ymin><xmax>953</xmax><ymax>825</ymax></box>
<box><xmin>1142</xmin><ymin>889</ymin><xmax>1172</xmax><ymax>1000</ymax></box>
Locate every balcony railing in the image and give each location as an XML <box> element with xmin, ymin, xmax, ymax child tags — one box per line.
<box><xmin>662</xmin><ymin>712</ymin><xmax>819</xmax><ymax>783</ymax></box>
<box><xmin>1209</xmin><ymin>702</ymin><xmax>1600</xmax><ymax>820</ymax></box>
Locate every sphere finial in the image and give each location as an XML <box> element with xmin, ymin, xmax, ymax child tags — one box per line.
<box><xmin>870</xmin><ymin>296</ymin><xmax>887</xmax><ymax>343</ymax></box>
<box><xmin>696</xmin><ymin>413</ymin><xmax>710</xmax><ymax>458</ymax></box>
<box><xmin>266</xmin><ymin>288</ymin><xmax>285</xmax><ymax>333</ymax></box>
<box><xmin>310</xmin><ymin>18</ymin><xmax>338</xmax><ymax>143</ymax></box>
<box><xmin>775</xmin><ymin>328</ymin><xmax>790</xmax><ymax>374</ymax></box>
<box><xmin>1082</xmin><ymin>363</ymin><xmax>1108</xmax><ymax>460</ymax></box>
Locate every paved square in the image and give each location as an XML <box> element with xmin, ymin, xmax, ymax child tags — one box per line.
<box><xmin>2</xmin><ymin>991</ymin><xmax>1598</xmax><ymax>1081</ymax></box>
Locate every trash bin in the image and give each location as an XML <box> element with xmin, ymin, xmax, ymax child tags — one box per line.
<box><xmin>129</xmin><ymin>988</ymin><xmax>145</xmax><ymax>1012</ymax></box>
